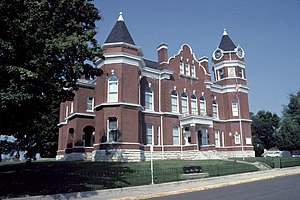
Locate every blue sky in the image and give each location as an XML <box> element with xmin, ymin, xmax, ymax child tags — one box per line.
<box><xmin>94</xmin><ymin>0</ymin><xmax>300</xmax><ymax>116</ymax></box>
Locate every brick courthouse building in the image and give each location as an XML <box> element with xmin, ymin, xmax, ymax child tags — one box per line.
<box><xmin>56</xmin><ymin>13</ymin><xmax>254</xmax><ymax>161</ymax></box>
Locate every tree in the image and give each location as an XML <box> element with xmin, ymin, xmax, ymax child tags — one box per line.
<box><xmin>276</xmin><ymin>91</ymin><xmax>300</xmax><ymax>152</ymax></box>
<box><xmin>251</xmin><ymin>110</ymin><xmax>280</xmax><ymax>156</ymax></box>
<box><xmin>0</xmin><ymin>0</ymin><xmax>103</xmax><ymax>159</ymax></box>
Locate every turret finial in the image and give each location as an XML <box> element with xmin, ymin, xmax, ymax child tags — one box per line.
<box><xmin>118</xmin><ymin>12</ymin><xmax>124</xmax><ymax>21</ymax></box>
<box><xmin>223</xmin><ymin>28</ymin><xmax>228</xmax><ymax>36</ymax></box>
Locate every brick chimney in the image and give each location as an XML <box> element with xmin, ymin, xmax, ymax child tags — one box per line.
<box><xmin>157</xmin><ymin>43</ymin><xmax>168</xmax><ymax>68</ymax></box>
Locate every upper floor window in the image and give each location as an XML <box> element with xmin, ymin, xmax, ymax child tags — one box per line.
<box><xmin>171</xmin><ymin>89</ymin><xmax>178</xmax><ymax>112</ymax></box>
<box><xmin>179</xmin><ymin>60</ymin><xmax>184</xmax><ymax>74</ymax></box>
<box><xmin>232</xmin><ymin>101</ymin><xmax>239</xmax><ymax>117</ymax></box>
<box><xmin>217</xmin><ymin>69</ymin><xmax>224</xmax><ymax>80</ymax></box>
<box><xmin>108</xmin><ymin>74</ymin><xmax>118</xmax><ymax>102</ymax></box>
<box><xmin>191</xmin><ymin>94</ymin><xmax>197</xmax><ymax>115</ymax></box>
<box><xmin>172</xmin><ymin>126</ymin><xmax>180</xmax><ymax>145</ymax></box>
<box><xmin>238</xmin><ymin>68</ymin><xmax>244</xmax><ymax>78</ymax></box>
<box><xmin>145</xmin><ymin>87</ymin><xmax>153</xmax><ymax>111</ymax></box>
<box><xmin>199</xmin><ymin>96</ymin><xmax>206</xmax><ymax>116</ymax></box>
<box><xmin>191</xmin><ymin>63</ymin><xmax>196</xmax><ymax>77</ymax></box>
<box><xmin>212</xmin><ymin>99</ymin><xmax>218</xmax><ymax>118</ymax></box>
<box><xmin>185</xmin><ymin>62</ymin><xmax>190</xmax><ymax>76</ymax></box>
<box><xmin>181</xmin><ymin>90</ymin><xmax>188</xmax><ymax>114</ymax></box>
<box><xmin>87</xmin><ymin>97</ymin><xmax>94</xmax><ymax>112</ymax></box>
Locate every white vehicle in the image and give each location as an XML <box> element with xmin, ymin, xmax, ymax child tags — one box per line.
<box><xmin>263</xmin><ymin>150</ymin><xmax>291</xmax><ymax>157</ymax></box>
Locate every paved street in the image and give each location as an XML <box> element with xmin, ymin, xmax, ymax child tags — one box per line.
<box><xmin>149</xmin><ymin>173</ymin><xmax>300</xmax><ymax>200</ymax></box>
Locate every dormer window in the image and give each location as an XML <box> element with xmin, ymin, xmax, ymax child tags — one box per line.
<box><xmin>179</xmin><ymin>60</ymin><xmax>184</xmax><ymax>74</ymax></box>
<box><xmin>191</xmin><ymin>62</ymin><xmax>196</xmax><ymax>77</ymax></box>
<box><xmin>185</xmin><ymin>62</ymin><xmax>190</xmax><ymax>76</ymax></box>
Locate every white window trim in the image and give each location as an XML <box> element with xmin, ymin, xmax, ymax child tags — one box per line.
<box><xmin>181</xmin><ymin>96</ymin><xmax>188</xmax><ymax>114</ymax></box>
<box><xmin>185</xmin><ymin>62</ymin><xmax>190</xmax><ymax>76</ymax></box>
<box><xmin>171</xmin><ymin>94</ymin><xmax>179</xmax><ymax>112</ymax></box>
<box><xmin>234</xmin><ymin>132</ymin><xmax>241</xmax><ymax>144</ymax></box>
<box><xmin>232</xmin><ymin>102</ymin><xmax>239</xmax><ymax>116</ymax></box>
<box><xmin>191</xmin><ymin>64</ymin><xmax>196</xmax><ymax>77</ymax></box>
<box><xmin>179</xmin><ymin>61</ymin><xmax>184</xmax><ymax>74</ymax></box>
<box><xmin>172</xmin><ymin>126</ymin><xmax>180</xmax><ymax>145</ymax></box>
<box><xmin>145</xmin><ymin>90</ymin><xmax>154</xmax><ymax>111</ymax></box>
<box><xmin>146</xmin><ymin>124</ymin><xmax>153</xmax><ymax>145</ymax></box>
<box><xmin>108</xmin><ymin>75</ymin><xmax>118</xmax><ymax>102</ymax></box>
<box><xmin>107</xmin><ymin>118</ymin><xmax>118</xmax><ymax>142</ymax></box>
<box><xmin>212</xmin><ymin>102</ymin><xmax>219</xmax><ymax>118</ymax></box>
<box><xmin>86</xmin><ymin>97</ymin><xmax>94</xmax><ymax>112</ymax></box>
<box><xmin>199</xmin><ymin>98</ymin><xmax>206</xmax><ymax>116</ymax></box>
<box><xmin>191</xmin><ymin>97</ymin><xmax>197</xmax><ymax>115</ymax></box>
<box><xmin>215</xmin><ymin>130</ymin><xmax>220</xmax><ymax>147</ymax></box>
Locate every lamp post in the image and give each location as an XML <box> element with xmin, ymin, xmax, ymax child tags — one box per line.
<box><xmin>150</xmin><ymin>145</ymin><xmax>154</xmax><ymax>184</ymax></box>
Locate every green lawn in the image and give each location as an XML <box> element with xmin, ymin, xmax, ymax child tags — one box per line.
<box><xmin>0</xmin><ymin>159</ymin><xmax>258</xmax><ymax>198</ymax></box>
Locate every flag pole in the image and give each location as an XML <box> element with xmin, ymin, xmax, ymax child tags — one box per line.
<box><xmin>236</xmin><ymin>79</ymin><xmax>245</xmax><ymax>160</ymax></box>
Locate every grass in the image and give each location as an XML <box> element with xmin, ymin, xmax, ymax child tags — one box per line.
<box><xmin>233</xmin><ymin>157</ymin><xmax>300</xmax><ymax>168</ymax></box>
<box><xmin>0</xmin><ymin>159</ymin><xmax>258</xmax><ymax>198</ymax></box>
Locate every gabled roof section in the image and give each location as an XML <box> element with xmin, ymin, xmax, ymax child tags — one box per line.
<box><xmin>144</xmin><ymin>59</ymin><xmax>158</xmax><ymax>69</ymax></box>
<box><xmin>218</xmin><ymin>29</ymin><xmax>236</xmax><ymax>51</ymax></box>
<box><xmin>105</xmin><ymin>12</ymin><xmax>135</xmax><ymax>45</ymax></box>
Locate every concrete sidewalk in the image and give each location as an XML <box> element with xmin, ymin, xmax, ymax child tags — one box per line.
<box><xmin>10</xmin><ymin>166</ymin><xmax>300</xmax><ymax>200</ymax></box>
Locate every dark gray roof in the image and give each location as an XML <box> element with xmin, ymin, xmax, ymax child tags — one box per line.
<box><xmin>144</xmin><ymin>59</ymin><xmax>158</xmax><ymax>69</ymax></box>
<box><xmin>105</xmin><ymin>20</ymin><xmax>135</xmax><ymax>45</ymax></box>
<box><xmin>218</xmin><ymin>34</ymin><xmax>236</xmax><ymax>51</ymax></box>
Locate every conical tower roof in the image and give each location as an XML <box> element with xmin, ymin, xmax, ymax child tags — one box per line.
<box><xmin>218</xmin><ymin>29</ymin><xmax>236</xmax><ymax>51</ymax></box>
<box><xmin>105</xmin><ymin>12</ymin><xmax>135</xmax><ymax>45</ymax></box>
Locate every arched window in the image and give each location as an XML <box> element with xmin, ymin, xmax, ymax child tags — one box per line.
<box><xmin>199</xmin><ymin>96</ymin><xmax>206</xmax><ymax>116</ymax></box>
<box><xmin>181</xmin><ymin>90</ymin><xmax>188</xmax><ymax>114</ymax></box>
<box><xmin>212</xmin><ymin>99</ymin><xmax>218</xmax><ymax>118</ymax></box>
<box><xmin>145</xmin><ymin>87</ymin><xmax>153</xmax><ymax>110</ymax></box>
<box><xmin>108</xmin><ymin>74</ymin><xmax>118</xmax><ymax>102</ymax></box>
<box><xmin>191</xmin><ymin>94</ymin><xmax>197</xmax><ymax>115</ymax></box>
<box><xmin>171</xmin><ymin>89</ymin><xmax>178</xmax><ymax>112</ymax></box>
<box><xmin>172</xmin><ymin>126</ymin><xmax>179</xmax><ymax>145</ymax></box>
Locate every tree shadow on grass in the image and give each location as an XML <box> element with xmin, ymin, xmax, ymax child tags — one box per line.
<box><xmin>0</xmin><ymin>161</ymin><xmax>135</xmax><ymax>199</ymax></box>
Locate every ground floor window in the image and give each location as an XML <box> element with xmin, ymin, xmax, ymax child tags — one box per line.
<box><xmin>108</xmin><ymin>117</ymin><xmax>118</xmax><ymax>142</ymax></box>
<box><xmin>201</xmin><ymin>128</ymin><xmax>209</xmax><ymax>145</ymax></box>
<box><xmin>146</xmin><ymin>124</ymin><xmax>153</xmax><ymax>145</ymax></box>
<box><xmin>214</xmin><ymin>129</ymin><xmax>220</xmax><ymax>147</ymax></box>
<box><xmin>172</xmin><ymin>126</ymin><xmax>179</xmax><ymax>145</ymax></box>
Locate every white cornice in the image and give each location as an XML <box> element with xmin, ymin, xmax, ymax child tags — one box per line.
<box><xmin>65</xmin><ymin>112</ymin><xmax>95</xmax><ymax>120</ymax></box>
<box><xmin>94</xmin><ymin>102</ymin><xmax>143</xmax><ymax>110</ymax></box>
<box><xmin>179</xmin><ymin>115</ymin><xmax>214</xmax><ymax>127</ymax></box>
<box><xmin>205</xmin><ymin>80</ymin><xmax>249</xmax><ymax>94</ymax></box>
<box><xmin>96</xmin><ymin>52</ymin><xmax>143</xmax><ymax>71</ymax></box>
<box><xmin>213</xmin><ymin>118</ymin><xmax>252</xmax><ymax>123</ymax></box>
<box><xmin>102</xmin><ymin>42</ymin><xmax>143</xmax><ymax>55</ymax></box>
<box><xmin>213</xmin><ymin>60</ymin><xmax>246</xmax><ymax>71</ymax></box>
<box><xmin>142</xmin><ymin>67</ymin><xmax>173</xmax><ymax>79</ymax></box>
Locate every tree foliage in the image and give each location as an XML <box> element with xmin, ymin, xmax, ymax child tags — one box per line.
<box><xmin>276</xmin><ymin>91</ymin><xmax>300</xmax><ymax>152</ymax></box>
<box><xmin>251</xmin><ymin>110</ymin><xmax>280</xmax><ymax>155</ymax></box>
<box><xmin>0</xmin><ymin>0</ymin><xmax>103</xmax><ymax>158</ymax></box>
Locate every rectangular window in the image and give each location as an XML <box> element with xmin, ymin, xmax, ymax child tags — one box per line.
<box><xmin>232</xmin><ymin>102</ymin><xmax>239</xmax><ymax>116</ymax></box>
<box><xmin>201</xmin><ymin>128</ymin><xmax>209</xmax><ymax>145</ymax></box>
<box><xmin>87</xmin><ymin>97</ymin><xmax>94</xmax><ymax>112</ymax></box>
<box><xmin>108</xmin><ymin>81</ymin><xmax>118</xmax><ymax>102</ymax></box>
<box><xmin>108</xmin><ymin>117</ymin><xmax>118</xmax><ymax>142</ymax></box>
<box><xmin>218</xmin><ymin>69</ymin><xmax>224</xmax><ymax>80</ymax></box>
<box><xmin>235</xmin><ymin>133</ymin><xmax>241</xmax><ymax>144</ymax></box>
<box><xmin>191</xmin><ymin>64</ymin><xmax>195</xmax><ymax>77</ymax></box>
<box><xmin>185</xmin><ymin>63</ymin><xmax>190</xmax><ymax>76</ymax></box>
<box><xmin>172</xmin><ymin>126</ymin><xmax>179</xmax><ymax>145</ymax></box>
<box><xmin>191</xmin><ymin>99</ymin><xmax>197</xmax><ymax>115</ymax></box>
<box><xmin>214</xmin><ymin>129</ymin><xmax>220</xmax><ymax>147</ymax></box>
<box><xmin>200</xmin><ymin>100</ymin><xmax>206</xmax><ymax>116</ymax></box>
<box><xmin>228</xmin><ymin>67</ymin><xmax>236</xmax><ymax>77</ymax></box>
<box><xmin>182</xmin><ymin>97</ymin><xmax>188</xmax><ymax>114</ymax></box>
<box><xmin>146</xmin><ymin>124</ymin><xmax>153</xmax><ymax>145</ymax></box>
<box><xmin>171</xmin><ymin>95</ymin><xmax>178</xmax><ymax>112</ymax></box>
<box><xmin>238</xmin><ymin>68</ymin><xmax>244</xmax><ymax>78</ymax></box>
<box><xmin>180</xmin><ymin>61</ymin><xmax>184</xmax><ymax>74</ymax></box>
<box><xmin>145</xmin><ymin>92</ymin><xmax>153</xmax><ymax>110</ymax></box>
<box><xmin>212</xmin><ymin>104</ymin><xmax>218</xmax><ymax>118</ymax></box>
